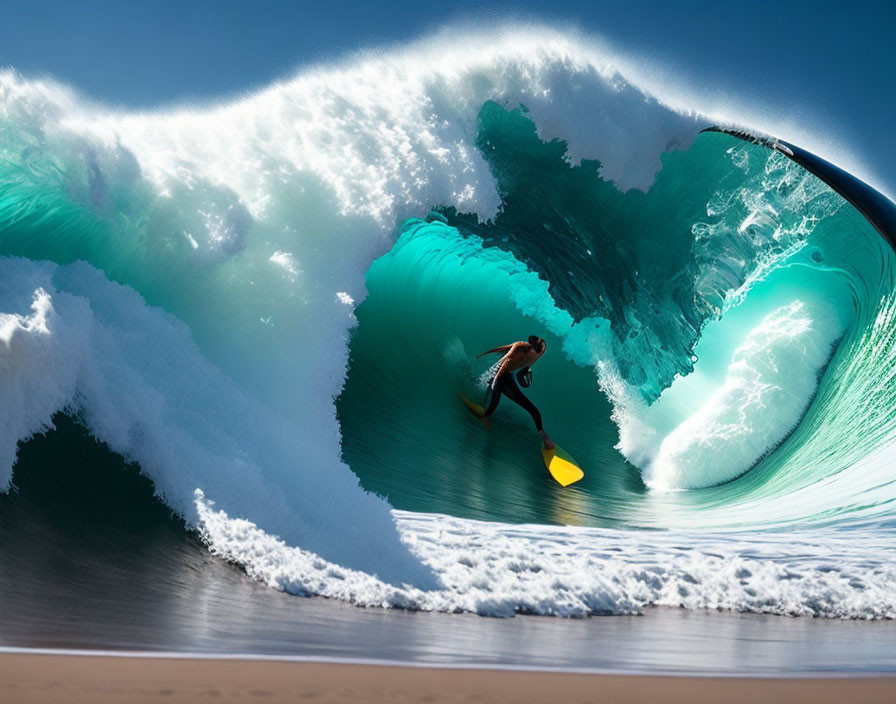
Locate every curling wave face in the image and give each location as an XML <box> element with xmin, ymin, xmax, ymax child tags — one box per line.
<box><xmin>1</xmin><ymin>27</ymin><xmax>896</xmax><ymax>617</ymax></box>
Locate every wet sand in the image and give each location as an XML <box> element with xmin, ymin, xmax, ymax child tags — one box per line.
<box><xmin>1</xmin><ymin>651</ymin><xmax>895</xmax><ymax>704</ymax></box>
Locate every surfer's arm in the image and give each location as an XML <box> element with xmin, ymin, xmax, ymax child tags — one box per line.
<box><xmin>489</xmin><ymin>344</ymin><xmax>523</xmax><ymax>388</ymax></box>
<box><xmin>476</xmin><ymin>343</ymin><xmax>515</xmax><ymax>359</ymax></box>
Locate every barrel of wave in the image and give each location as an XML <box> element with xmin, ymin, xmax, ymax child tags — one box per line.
<box><xmin>337</xmin><ymin>218</ymin><xmax>626</xmax><ymax>524</ymax></box>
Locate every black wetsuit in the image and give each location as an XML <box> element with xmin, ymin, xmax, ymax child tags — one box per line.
<box><xmin>483</xmin><ymin>372</ymin><xmax>543</xmax><ymax>431</ymax></box>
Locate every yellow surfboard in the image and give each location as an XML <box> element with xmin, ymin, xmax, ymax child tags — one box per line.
<box><xmin>461</xmin><ymin>394</ymin><xmax>583</xmax><ymax>486</ymax></box>
<box><xmin>459</xmin><ymin>393</ymin><xmax>490</xmax><ymax>428</ymax></box>
<box><xmin>542</xmin><ymin>445</ymin><xmax>585</xmax><ymax>487</ymax></box>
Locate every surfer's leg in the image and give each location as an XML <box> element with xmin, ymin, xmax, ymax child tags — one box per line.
<box><xmin>494</xmin><ymin>376</ymin><xmax>554</xmax><ymax>447</ymax></box>
<box><xmin>501</xmin><ymin>376</ymin><xmax>543</xmax><ymax>431</ymax></box>
<box><xmin>483</xmin><ymin>379</ymin><xmax>503</xmax><ymax>417</ymax></box>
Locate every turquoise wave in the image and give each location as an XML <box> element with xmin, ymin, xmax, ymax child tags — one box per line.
<box><xmin>339</xmin><ymin>105</ymin><xmax>896</xmax><ymax>530</ymax></box>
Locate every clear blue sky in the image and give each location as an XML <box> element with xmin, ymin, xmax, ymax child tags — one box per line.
<box><xmin>2</xmin><ymin>0</ymin><xmax>895</xmax><ymax>188</ymax></box>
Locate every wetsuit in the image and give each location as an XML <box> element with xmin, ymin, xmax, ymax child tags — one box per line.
<box><xmin>483</xmin><ymin>371</ymin><xmax>543</xmax><ymax>431</ymax></box>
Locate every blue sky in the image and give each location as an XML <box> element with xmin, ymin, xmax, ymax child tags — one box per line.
<box><xmin>2</xmin><ymin>0</ymin><xmax>895</xmax><ymax>190</ymax></box>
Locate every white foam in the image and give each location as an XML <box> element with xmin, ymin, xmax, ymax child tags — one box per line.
<box><xmin>633</xmin><ymin>301</ymin><xmax>844</xmax><ymax>490</ymax></box>
<box><xmin>4</xmin><ymin>27</ymin><xmax>703</xmax><ymax>227</ymax></box>
<box><xmin>0</xmin><ymin>279</ymin><xmax>81</xmax><ymax>484</ymax></box>
<box><xmin>0</xmin><ymin>258</ymin><xmax>435</xmax><ymax>588</ymax></box>
<box><xmin>269</xmin><ymin>250</ymin><xmax>300</xmax><ymax>280</ymax></box>
<box><xmin>199</xmin><ymin>500</ymin><xmax>896</xmax><ymax>619</ymax></box>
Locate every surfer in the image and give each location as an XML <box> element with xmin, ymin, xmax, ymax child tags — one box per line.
<box><xmin>475</xmin><ymin>336</ymin><xmax>555</xmax><ymax>449</ymax></box>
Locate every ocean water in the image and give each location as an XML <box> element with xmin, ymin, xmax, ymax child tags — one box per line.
<box><xmin>1</xmin><ymin>26</ymin><xmax>896</xmax><ymax>637</ymax></box>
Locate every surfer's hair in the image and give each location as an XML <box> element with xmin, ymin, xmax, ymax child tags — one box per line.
<box><xmin>528</xmin><ymin>335</ymin><xmax>545</xmax><ymax>352</ymax></box>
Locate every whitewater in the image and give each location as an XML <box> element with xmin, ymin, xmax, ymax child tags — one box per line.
<box><xmin>2</xmin><ymin>26</ymin><xmax>896</xmax><ymax>619</ymax></box>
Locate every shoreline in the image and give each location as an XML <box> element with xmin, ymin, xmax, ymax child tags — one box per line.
<box><xmin>2</xmin><ymin>651</ymin><xmax>895</xmax><ymax>704</ymax></box>
<box><xmin>5</xmin><ymin>591</ymin><xmax>896</xmax><ymax>675</ymax></box>
<box><xmin>2</xmin><ymin>643</ymin><xmax>895</xmax><ymax>678</ymax></box>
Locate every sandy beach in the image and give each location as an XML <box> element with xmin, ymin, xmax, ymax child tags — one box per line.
<box><xmin>1</xmin><ymin>652</ymin><xmax>895</xmax><ymax>704</ymax></box>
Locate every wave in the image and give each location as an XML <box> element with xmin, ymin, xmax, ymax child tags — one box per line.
<box><xmin>1</xmin><ymin>26</ymin><xmax>896</xmax><ymax>617</ymax></box>
<box><xmin>0</xmin><ymin>257</ymin><xmax>432</xmax><ymax>586</ymax></box>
